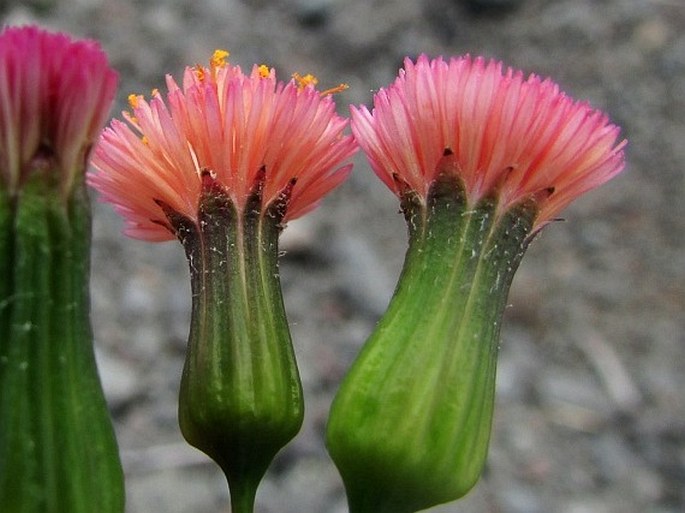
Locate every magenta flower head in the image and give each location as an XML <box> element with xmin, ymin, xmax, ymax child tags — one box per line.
<box><xmin>0</xmin><ymin>26</ymin><xmax>122</xmax><ymax>513</ymax></box>
<box><xmin>0</xmin><ymin>25</ymin><xmax>117</xmax><ymax>199</ymax></box>
<box><xmin>327</xmin><ymin>54</ymin><xmax>625</xmax><ymax>513</ymax></box>
<box><xmin>89</xmin><ymin>50</ymin><xmax>356</xmax><ymax>513</ymax></box>
<box><xmin>89</xmin><ymin>52</ymin><xmax>355</xmax><ymax>241</ymax></box>
<box><xmin>351</xmin><ymin>54</ymin><xmax>626</xmax><ymax>229</ymax></box>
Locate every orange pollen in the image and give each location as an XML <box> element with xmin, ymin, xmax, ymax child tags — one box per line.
<box><xmin>293</xmin><ymin>72</ymin><xmax>319</xmax><ymax>90</ymax></box>
<box><xmin>141</xmin><ymin>135</ymin><xmax>149</xmax><ymax>146</ymax></box>
<box><xmin>211</xmin><ymin>49</ymin><xmax>229</xmax><ymax>69</ymax></box>
<box><xmin>128</xmin><ymin>93</ymin><xmax>140</xmax><ymax>109</ymax></box>
<box><xmin>320</xmin><ymin>83</ymin><xmax>349</xmax><ymax>96</ymax></box>
<box><xmin>151</xmin><ymin>88</ymin><xmax>160</xmax><ymax>97</ymax></box>
<box><xmin>194</xmin><ymin>65</ymin><xmax>207</xmax><ymax>82</ymax></box>
<box><xmin>257</xmin><ymin>64</ymin><xmax>271</xmax><ymax>79</ymax></box>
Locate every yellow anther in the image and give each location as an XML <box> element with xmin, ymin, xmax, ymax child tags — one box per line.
<box><xmin>257</xmin><ymin>64</ymin><xmax>271</xmax><ymax>79</ymax></box>
<box><xmin>320</xmin><ymin>83</ymin><xmax>349</xmax><ymax>96</ymax></box>
<box><xmin>293</xmin><ymin>72</ymin><xmax>319</xmax><ymax>90</ymax></box>
<box><xmin>141</xmin><ymin>136</ymin><xmax>149</xmax><ymax>146</ymax></box>
<box><xmin>211</xmin><ymin>49</ymin><xmax>230</xmax><ymax>69</ymax></box>
<box><xmin>151</xmin><ymin>88</ymin><xmax>160</xmax><ymax>97</ymax></box>
<box><xmin>128</xmin><ymin>94</ymin><xmax>140</xmax><ymax>109</ymax></box>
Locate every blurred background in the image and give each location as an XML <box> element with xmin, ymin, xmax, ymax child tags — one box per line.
<box><xmin>2</xmin><ymin>0</ymin><xmax>683</xmax><ymax>512</ymax></box>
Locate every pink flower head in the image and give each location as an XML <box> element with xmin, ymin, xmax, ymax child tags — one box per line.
<box><xmin>89</xmin><ymin>51</ymin><xmax>357</xmax><ymax>241</ymax></box>
<box><xmin>0</xmin><ymin>25</ymin><xmax>118</xmax><ymax>197</ymax></box>
<box><xmin>351</xmin><ymin>54</ymin><xmax>626</xmax><ymax>227</ymax></box>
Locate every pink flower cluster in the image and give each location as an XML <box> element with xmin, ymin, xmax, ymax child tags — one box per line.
<box><xmin>351</xmin><ymin>55</ymin><xmax>626</xmax><ymax>227</ymax></box>
<box><xmin>89</xmin><ymin>52</ymin><xmax>357</xmax><ymax>240</ymax></box>
<box><xmin>0</xmin><ymin>26</ymin><xmax>117</xmax><ymax>197</ymax></box>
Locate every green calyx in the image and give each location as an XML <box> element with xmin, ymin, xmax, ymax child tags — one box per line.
<box><xmin>162</xmin><ymin>170</ymin><xmax>303</xmax><ymax>513</ymax></box>
<box><xmin>0</xmin><ymin>176</ymin><xmax>124</xmax><ymax>513</ymax></box>
<box><xmin>326</xmin><ymin>172</ymin><xmax>538</xmax><ymax>513</ymax></box>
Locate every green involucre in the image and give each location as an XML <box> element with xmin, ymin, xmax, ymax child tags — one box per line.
<box><xmin>326</xmin><ymin>174</ymin><xmax>537</xmax><ymax>513</ymax></box>
<box><xmin>0</xmin><ymin>177</ymin><xmax>124</xmax><ymax>513</ymax></box>
<box><xmin>165</xmin><ymin>173</ymin><xmax>303</xmax><ymax>513</ymax></box>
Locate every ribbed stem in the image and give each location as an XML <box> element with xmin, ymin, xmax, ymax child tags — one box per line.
<box><xmin>326</xmin><ymin>174</ymin><xmax>537</xmax><ymax>513</ymax></box>
<box><xmin>0</xmin><ymin>177</ymin><xmax>124</xmax><ymax>513</ymax></box>
<box><xmin>170</xmin><ymin>174</ymin><xmax>304</xmax><ymax>513</ymax></box>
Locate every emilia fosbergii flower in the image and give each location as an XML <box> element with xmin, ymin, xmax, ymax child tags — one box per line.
<box><xmin>326</xmin><ymin>54</ymin><xmax>626</xmax><ymax>513</ymax></box>
<box><xmin>89</xmin><ymin>50</ymin><xmax>357</xmax><ymax>513</ymax></box>
<box><xmin>0</xmin><ymin>25</ymin><xmax>122</xmax><ymax>513</ymax></box>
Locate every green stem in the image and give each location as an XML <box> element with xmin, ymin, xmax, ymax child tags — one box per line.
<box><xmin>0</xmin><ymin>178</ymin><xmax>124</xmax><ymax>513</ymax></box>
<box><xmin>171</xmin><ymin>174</ymin><xmax>304</xmax><ymax>513</ymax></box>
<box><xmin>0</xmin><ymin>189</ymin><xmax>12</xmax><ymax>360</ymax></box>
<box><xmin>326</xmin><ymin>175</ymin><xmax>537</xmax><ymax>513</ymax></box>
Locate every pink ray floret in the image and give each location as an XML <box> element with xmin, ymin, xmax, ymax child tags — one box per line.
<box><xmin>351</xmin><ymin>54</ymin><xmax>626</xmax><ymax>227</ymax></box>
<box><xmin>0</xmin><ymin>25</ymin><xmax>118</xmax><ymax>197</ymax></box>
<box><xmin>89</xmin><ymin>53</ymin><xmax>357</xmax><ymax>241</ymax></box>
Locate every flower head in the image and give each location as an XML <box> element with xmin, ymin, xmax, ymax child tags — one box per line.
<box><xmin>351</xmin><ymin>54</ymin><xmax>626</xmax><ymax>227</ymax></box>
<box><xmin>0</xmin><ymin>25</ymin><xmax>118</xmax><ymax>198</ymax></box>
<box><xmin>89</xmin><ymin>51</ymin><xmax>357</xmax><ymax>241</ymax></box>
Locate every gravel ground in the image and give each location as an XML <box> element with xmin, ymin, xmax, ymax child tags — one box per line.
<box><xmin>2</xmin><ymin>0</ymin><xmax>684</xmax><ymax>512</ymax></box>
